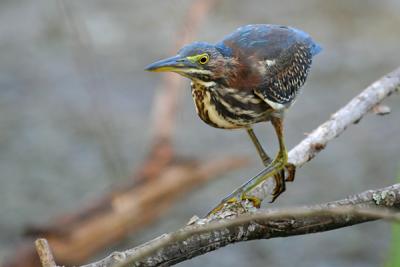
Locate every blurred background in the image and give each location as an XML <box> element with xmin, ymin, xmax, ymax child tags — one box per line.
<box><xmin>0</xmin><ymin>0</ymin><xmax>399</xmax><ymax>266</ymax></box>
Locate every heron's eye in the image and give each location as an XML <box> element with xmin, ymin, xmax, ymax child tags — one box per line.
<box><xmin>198</xmin><ymin>54</ymin><xmax>209</xmax><ymax>64</ymax></box>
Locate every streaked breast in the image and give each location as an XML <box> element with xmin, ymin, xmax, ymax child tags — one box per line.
<box><xmin>191</xmin><ymin>81</ymin><xmax>272</xmax><ymax>129</ymax></box>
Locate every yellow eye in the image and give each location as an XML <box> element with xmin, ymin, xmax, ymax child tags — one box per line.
<box><xmin>198</xmin><ymin>54</ymin><xmax>209</xmax><ymax>64</ymax></box>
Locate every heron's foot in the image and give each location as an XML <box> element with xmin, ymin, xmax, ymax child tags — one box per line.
<box><xmin>206</xmin><ymin>193</ymin><xmax>263</xmax><ymax>216</ymax></box>
<box><xmin>206</xmin><ymin>160</ymin><xmax>295</xmax><ymax>216</ymax></box>
<box><xmin>271</xmin><ymin>170</ymin><xmax>285</xmax><ymax>202</ymax></box>
<box><xmin>206</xmin><ymin>197</ymin><xmax>239</xmax><ymax>216</ymax></box>
<box><xmin>270</xmin><ymin>163</ymin><xmax>296</xmax><ymax>202</ymax></box>
<box><xmin>240</xmin><ymin>194</ymin><xmax>262</xmax><ymax>208</ymax></box>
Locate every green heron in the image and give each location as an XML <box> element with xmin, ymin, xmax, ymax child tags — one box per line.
<box><xmin>146</xmin><ymin>24</ymin><xmax>321</xmax><ymax>213</ymax></box>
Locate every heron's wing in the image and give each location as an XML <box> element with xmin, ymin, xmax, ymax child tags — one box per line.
<box><xmin>220</xmin><ymin>24</ymin><xmax>320</xmax><ymax>110</ymax></box>
<box><xmin>254</xmin><ymin>42</ymin><xmax>313</xmax><ymax>110</ymax></box>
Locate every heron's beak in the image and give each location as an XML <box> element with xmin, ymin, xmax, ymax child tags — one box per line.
<box><xmin>145</xmin><ymin>55</ymin><xmax>194</xmax><ymax>73</ymax></box>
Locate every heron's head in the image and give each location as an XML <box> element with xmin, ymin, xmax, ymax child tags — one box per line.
<box><xmin>145</xmin><ymin>42</ymin><xmax>233</xmax><ymax>82</ymax></box>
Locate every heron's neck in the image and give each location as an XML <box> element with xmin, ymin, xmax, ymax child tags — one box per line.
<box><xmin>191</xmin><ymin>80</ymin><xmax>217</xmax><ymax>91</ymax></box>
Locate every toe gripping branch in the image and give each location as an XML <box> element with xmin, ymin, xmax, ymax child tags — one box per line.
<box><xmin>207</xmin><ymin>160</ymin><xmax>296</xmax><ymax>216</ymax></box>
<box><xmin>206</xmin><ymin>117</ymin><xmax>296</xmax><ymax>217</ymax></box>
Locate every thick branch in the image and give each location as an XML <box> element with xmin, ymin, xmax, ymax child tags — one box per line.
<box><xmin>82</xmin><ymin>183</ymin><xmax>400</xmax><ymax>267</ymax></box>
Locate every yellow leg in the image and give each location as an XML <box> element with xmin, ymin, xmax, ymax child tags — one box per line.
<box><xmin>246</xmin><ymin>127</ymin><xmax>272</xmax><ymax>166</ymax></box>
<box><xmin>246</xmin><ymin>127</ymin><xmax>286</xmax><ymax>201</ymax></box>
<box><xmin>208</xmin><ymin>117</ymin><xmax>291</xmax><ymax>215</ymax></box>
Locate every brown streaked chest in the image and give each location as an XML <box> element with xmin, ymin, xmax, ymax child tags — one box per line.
<box><xmin>190</xmin><ymin>82</ymin><xmax>239</xmax><ymax>129</ymax></box>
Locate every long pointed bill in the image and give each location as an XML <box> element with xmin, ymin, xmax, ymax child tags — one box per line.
<box><xmin>145</xmin><ymin>55</ymin><xmax>194</xmax><ymax>73</ymax></box>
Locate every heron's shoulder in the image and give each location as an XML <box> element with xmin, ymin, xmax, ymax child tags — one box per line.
<box><xmin>218</xmin><ymin>24</ymin><xmax>322</xmax><ymax>57</ymax></box>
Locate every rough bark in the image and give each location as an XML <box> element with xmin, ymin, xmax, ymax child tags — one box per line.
<box><xmin>34</xmin><ymin>239</ymin><xmax>56</xmax><ymax>267</ymax></box>
<box><xmin>82</xmin><ymin>184</ymin><xmax>400</xmax><ymax>267</ymax></box>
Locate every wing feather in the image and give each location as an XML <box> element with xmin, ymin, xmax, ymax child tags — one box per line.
<box><xmin>219</xmin><ymin>24</ymin><xmax>319</xmax><ymax>109</ymax></box>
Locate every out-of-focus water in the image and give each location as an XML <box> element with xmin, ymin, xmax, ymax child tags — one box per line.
<box><xmin>0</xmin><ymin>0</ymin><xmax>399</xmax><ymax>266</ymax></box>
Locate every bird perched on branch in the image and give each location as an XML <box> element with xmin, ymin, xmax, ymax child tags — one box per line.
<box><xmin>146</xmin><ymin>24</ymin><xmax>321</xmax><ymax>213</ymax></box>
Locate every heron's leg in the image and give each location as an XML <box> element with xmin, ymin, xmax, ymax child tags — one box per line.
<box><xmin>239</xmin><ymin>117</ymin><xmax>288</xmax><ymax>200</ymax></box>
<box><xmin>246</xmin><ymin>127</ymin><xmax>285</xmax><ymax>200</ymax></box>
<box><xmin>207</xmin><ymin>117</ymin><xmax>289</xmax><ymax>215</ymax></box>
<box><xmin>246</xmin><ymin>127</ymin><xmax>272</xmax><ymax>166</ymax></box>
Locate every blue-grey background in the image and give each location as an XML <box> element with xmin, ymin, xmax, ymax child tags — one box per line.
<box><xmin>0</xmin><ymin>0</ymin><xmax>399</xmax><ymax>266</ymax></box>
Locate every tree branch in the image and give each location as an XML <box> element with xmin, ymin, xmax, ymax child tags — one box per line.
<box><xmin>81</xmin><ymin>183</ymin><xmax>400</xmax><ymax>267</ymax></box>
<box><xmin>69</xmin><ymin>67</ymin><xmax>400</xmax><ymax>267</ymax></box>
<box><xmin>288</xmin><ymin>67</ymin><xmax>400</xmax><ymax>167</ymax></box>
<box><xmin>34</xmin><ymin>239</ymin><xmax>56</xmax><ymax>267</ymax></box>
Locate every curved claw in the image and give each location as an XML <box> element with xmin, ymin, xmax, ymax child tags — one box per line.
<box><xmin>206</xmin><ymin>197</ymin><xmax>239</xmax><ymax>216</ymax></box>
<box><xmin>285</xmin><ymin>163</ymin><xmax>296</xmax><ymax>182</ymax></box>
<box><xmin>206</xmin><ymin>194</ymin><xmax>264</xmax><ymax>216</ymax></box>
<box><xmin>241</xmin><ymin>194</ymin><xmax>262</xmax><ymax>208</ymax></box>
<box><xmin>271</xmin><ymin>169</ymin><xmax>286</xmax><ymax>202</ymax></box>
<box><xmin>270</xmin><ymin>163</ymin><xmax>296</xmax><ymax>202</ymax></box>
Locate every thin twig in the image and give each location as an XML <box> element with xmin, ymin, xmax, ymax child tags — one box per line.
<box><xmin>35</xmin><ymin>239</ymin><xmax>57</xmax><ymax>267</ymax></box>
<box><xmin>288</xmin><ymin>67</ymin><xmax>400</xmax><ymax>167</ymax></box>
